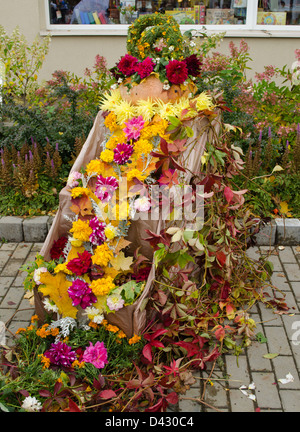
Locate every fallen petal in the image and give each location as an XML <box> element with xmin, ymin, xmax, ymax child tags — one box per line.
<box><xmin>278</xmin><ymin>372</ymin><xmax>294</xmax><ymax>384</ymax></box>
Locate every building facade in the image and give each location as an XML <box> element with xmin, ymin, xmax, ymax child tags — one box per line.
<box><xmin>0</xmin><ymin>0</ymin><xmax>299</xmax><ymax>81</ymax></box>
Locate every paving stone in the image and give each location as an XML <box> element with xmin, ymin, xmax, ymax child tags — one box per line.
<box><xmin>10</xmin><ymin>243</ymin><xmax>32</xmax><ymax>260</ymax></box>
<box><xmin>264</xmin><ymin>326</ymin><xmax>292</xmax><ymax>355</ymax></box>
<box><xmin>272</xmin><ymin>356</ymin><xmax>300</xmax><ymax>390</ymax></box>
<box><xmin>0</xmin><ymin>277</ymin><xmax>14</xmax><ymax>297</ymax></box>
<box><xmin>258</xmin><ymin>303</ymin><xmax>283</xmax><ymax>326</ymax></box>
<box><xmin>280</xmin><ymin>390</ymin><xmax>300</xmax><ymax>412</ymax></box>
<box><xmin>0</xmin><ymin>217</ymin><xmax>24</xmax><ymax>242</ymax></box>
<box><xmin>0</xmin><ymin>308</ymin><xmax>14</xmax><ymax>323</ymax></box>
<box><xmin>31</xmin><ymin>243</ymin><xmax>44</xmax><ymax>252</ymax></box>
<box><xmin>1</xmin><ymin>287</ymin><xmax>24</xmax><ymax>309</ymax></box>
<box><xmin>282</xmin><ymin>314</ymin><xmax>300</xmax><ymax>342</ymax></box>
<box><xmin>229</xmin><ymin>389</ymin><xmax>256</xmax><ymax>412</ymax></box>
<box><xmin>225</xmin><ymin>355</ymin><xmax>250</xmax><ymax>388</ymax></box>
<box><xmin>0</xmin><ymin>251</ymin><xmax>11</xmax><ymax>268</ymax></box>
<box><xmin>259</xmin><ymin>250</ymin><xmax>282</xmax><ymax>271</ymax></box>
<box><xmin>271</xmin><ymin>272</ymin><xmax>290</xmax><ymax>291</ymax></box>
<box><xmin>292</xmin><ymin>246</ymin><xmax>300</xmax><ymax>263</ymax></box>
<box><xmin>1</xmin><ymin>260</ymin><xmax>24</xmax><ymax>277</ymax></box>
<box><xmin>284</xmin><ymin>264</ymin><xmax>300</xmax><ymax>282</ymax></box>
<box><xmin>13</xmin><ymin>271</ymin><xmax>27</xmax><ymax>287</ymax></box>
<box><xmin>246</xmin><ymin>246</ymin><xmax>260</xmax><ymax>261</ymax></box>
<box><xmin>255</xmin><ymin>221</ymin><xmax>276</xmax><ymax>246</ymax></box>
<box><xmin>282</xmin><ymin>291</ymin><xmax>299</xmax><ymax>313</ymax></box>
<box><xmin>289</xmin><ymin>342</ymin><xmax>300</xmax><ymax>372</ymax></box>
<box><xmin>246</xmin><ymin>341</ymin><xmax>273</xmax><ymax>372</ymax></box>
<box><xmin>23</xmin><ymin>217</ymin><xmax>49</xmax><ymax>242</ymax></box>
<box><xmin>278</xmin><ymin>247</ymin><xmax>298</xmax><ymax>264</ymax></box>
<box><xmin>251</xmin><ymin>372</ymin><xmax>282</xmax><ymax>409</ymax></box>
<box><xmin>178</xmin><ymin>388</ymin><xmax>201</xmax><ymax>412</ymax></box>
<box><xmin>291</xmin><ymin>282</ymin><xmax>300</xmax><ymax>302</ymax></box>
<box><xmin>0</xmin><ymin>243</ymin><xmax>17</xmax><ymax>251</ymax></box>
<box><xmin>276</xmin><ymin>219</ymin><xmax>300</xmax><ymax>245</ymax></box>
<box><xmin>203</xmin><ymin>382</ymin><xmax>229</xmax><ymax>408</ymax></box>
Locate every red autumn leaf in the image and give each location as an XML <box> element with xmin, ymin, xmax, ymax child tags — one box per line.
<box><xmin>99</xmin><ymin>389</ymin><xmax>117</xmax><ymax>399</ymax></box>
<box><xmin>68</xmin><ymin>398</ymin><xmax>81</xmax><ymax>412</ymax></box>
<box><xmin>166</xmin><ymin>391</ymin><xmax>179</xmax><ymax>405</ymax></box>
<box><xmin>39</xmin><ymin>389</ymin><xmax>52</xmax><ymax>398</ymax></box>
<box><xmin>224</xmin><ymin>186</ymin><xmax>234</xmax><ymax>204</ymax></box>
<box><xmin>158</xmin><ymin>169</ymin><xmax>179</xmax><ymax>188</ymax></box>
<box><xmin>173</xmin><ymin>341</ymin><xmax>199</xmax><ymax>357</ymax></box>
<box><xmin>216</xmin><ymin>250</ymin><xmax>227</xmax><ymax>267</ymax></box>
<box><xmin>214</xmin><ymin>325</ymin><xmax>225</xmax><ymax>341</ymax></box>
<box><xmin>142</xmin><ymin>344</ymin><xmax>153</xmax><ymax>362</ymax></box>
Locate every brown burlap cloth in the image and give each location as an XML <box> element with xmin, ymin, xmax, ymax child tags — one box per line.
<box><xmin>36</xmin><ymin>110</ymin><xmax>219</xmax><ymax>337</ymax></box>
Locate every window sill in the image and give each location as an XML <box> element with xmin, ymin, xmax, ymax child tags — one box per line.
<box><xmin>40</xmin><ymin>25</ymin><xmax>300</xmax><ymax>38</ymax></box>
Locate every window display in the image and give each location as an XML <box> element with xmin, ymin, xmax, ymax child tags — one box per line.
<box><xmin>48</xmin><ymin>0</ymin><xmax>249</xmax><ymax>25</ymax></box>
<box><xmin>48</xmin><ymin>0</ymin><xmax>299</xmax><ymax>26</ymax></box>
<box><xmin>257</xmin><ymin>0</ymin><xmax>300</xmax><ymax>25</ymax></box>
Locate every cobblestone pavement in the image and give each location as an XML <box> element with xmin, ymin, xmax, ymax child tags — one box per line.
<box><xmin>0</xmin><ymin>242</ymin><xmax>300</xmax><ymax>412</ymax></box>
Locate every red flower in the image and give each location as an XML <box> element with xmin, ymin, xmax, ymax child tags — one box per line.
<box><xmin>117</xmin><ymin>54</ymin><xmax>138</xmax><ymax>77</ymax></box>
<box><xmin>166</xmin><ymin>60</ymin><xmax>188</xmax><ymax>85</ymax></box>
<box><xmin>50</xmin><ymin>236</ymin><xmax>68</xmax><ymax>260</ymax></box>
<box><xmin>184</xmin><ymin>54</ymin><xmax>202</xmax><ymax>77</ymax></box>
<box><xmin>135</xmin><ymin>57</ymin><xmax>155</xmax><ymax>79</ymax></box>
<box><xmin>66</xmin><ymin>250</ymin><xmax>92</xmax><ymax>276</ymax></box>
<box><xmin>131</xmin><ymin>265</ymin><xmax>151</xmax><ymax>282</ymax></box>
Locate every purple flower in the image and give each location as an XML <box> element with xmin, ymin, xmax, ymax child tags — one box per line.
<box><xmin>89</xmin><ymin>217</ymin><xmax>106</xmax><ymax>246</ymax></box>
<box><xmin>95</xmin><ymin>175</ymin><xmax>119</xmax><ymax>203</ymax></box>
<box><xmin>44</xmin><ymin>342</ymin><xmax>77</xmax><ymax>368</ymax></box>
<box><xmin>68</xmin><ymin>279</ymin><xmax>97</xmax><ymax>309</ymax></box>
<box><xmin>113</xmin><ymin>143</ymin><xmax>134</xmax><ymax>165</ymax></box>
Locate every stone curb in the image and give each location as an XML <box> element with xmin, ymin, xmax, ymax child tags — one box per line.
<box><xmin>0</xmin><ymin>216</ymin><xmax>299</xmax><ymax>245</ymax></box>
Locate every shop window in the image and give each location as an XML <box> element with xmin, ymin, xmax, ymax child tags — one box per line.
<box><xmin>257</xmin><ymin>0</ymin><xmax>300</xmax><ymax>25</ymax></box>
<box><xmin>48</xmin><ymin>0</ymin><xmax>249</xmax><ymax>25</ymax></box>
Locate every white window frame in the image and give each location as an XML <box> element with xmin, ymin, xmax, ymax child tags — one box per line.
<box><xmin>42</xmin><ymin>0</ymin><xmax>300</xmax><ymax>37</ymax></box>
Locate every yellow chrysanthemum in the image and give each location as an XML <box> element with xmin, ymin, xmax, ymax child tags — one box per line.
<box><xmin>69</xmin><ymin>237</ymin><xmax>83</xmax><ymax>248</ymax></box>
<box><xmin>70</xmin><ymin>187</ymin><xmax>89</xmax><ymax>199</ymax></box>
<box><xmin>70</xmin><ymin>219</ymin><xmax>92</xmax><ymax>242</ymax></box>
<box><xmin>126</xmin><ymin>169</ymin><xmax>147</xmax><ymax>183</ymax></box>
<box><xmin>105</xmin><ymin>130</ymin><xmax>126</xmax><ymax>150</ymax></box>
<box><xmin>104</xmin><ymin>111</ymin><xmax>118</xmax><ymax>131</ymax></box>
<box><xmin>92</xmin><ymin>243</ymin><xmax>114</xmax><ymax>267</ymax></box>
<box><xmin>100</xmin><ymin>149</ymin><xmax>114</xmax><ymax>163</ymax></box>
<box><xmin>194</xmin><ymin>92</ymin><xmax>214</xmax><ymax>112</ymax></box>
<box><xmin>100</xmin><ymin>89</ymin><xmax>122</xmax><ymax>112</ymax></box>
<box><xmin>111</xmin><ymin>201</ymin><xmax>130</xmax><ymax>220</ymax></box>
<box><xmin>133</xmin><ymin>138</ymin><xmax>153</xmax><ymax>157</ymax></box>
<box><xmin>85</xmin><ymin>159</ymin><xmax>116</xmax><ymax>178</ymax></box>
<box><xmin>54</xmin><ymin>262</ymin><xmax>73</xmax><ymax>275</ymax></box>
<box><xmin>156</xmin><ymin>99</ymin><xmax>180</xmax><ymax>120</ymax></box>
<box><xmin>113</xmin><ymin>100</ymin><xmax>136</xmax><ymax>124</ymax></box>
<box><xmin>104</xmin><ymin>224</ymin><xmax>117</xmax><ymax>240</ymax></box>
<box><xmin>90</xmin><ymin>276</ymin><xmax>115</xmax><ymax>296</ymax></box>
<box><xmin>135</xmin><ymin>99</ymin><xmax>157</xmax><ymax>123</ymax></box>
<box><xmin>174</xmin><ymin>97</ymin><xmax>192</xmax><ymax>119</ymax></box>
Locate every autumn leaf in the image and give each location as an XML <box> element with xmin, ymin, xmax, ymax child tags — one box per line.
<box><xmin>39</xmin><ymin>272</ymin><xmax>77</xmax><ymax>318</ymax></box>
<box><xmin>110</xmin><ymin>251</ymin><xmax>133</xmax><ymax>271</ymax></box>
<box><xmin>70</xmin><ymin>194</ymin><xmax>93</xmax><ymax>218</ymax></box>
<box><xmin>158</xmin><ymin>169</ymin><xmax>179</xmax><ymax>188</ymax></box>
<box><xmin>279</xmin><ymin>201</ymin><xmax>292</xmax><ymax>217</ymax></box>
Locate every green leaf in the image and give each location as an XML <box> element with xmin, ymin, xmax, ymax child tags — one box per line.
<box><xmin>256</xmin><ymin>332</ymin><xmax>267</xmax><ymax>344</ymax></box>
<box><xmin>263</xmin><ymin>353</ymin><xmax>279</xmax><ymax>359</ymax></box>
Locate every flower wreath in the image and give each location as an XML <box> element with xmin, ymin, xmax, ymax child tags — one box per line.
<box><xmin>126</xmin><ymin>13</ymin><xmax>185</xmax><ymax>61</ymax></box>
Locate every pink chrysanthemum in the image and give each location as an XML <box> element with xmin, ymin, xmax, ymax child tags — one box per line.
<box><xmin>89</xmin><ymin>217</ymin><xmax>106</xmax><ymax>246</ymax></box>
<box><xmin>44</xmin><ymin>342</ymin><xmax>77</xmax><ymax>368</ymax></box>
<box><xmin>135</xmin><ymin>57</ymin><xmax>155</xmax><ymax>79</ymax></box>
<box><xmin>68</xmin><ymin>279</ymin><xmax>97</xmax><ymax>309</ymax></box>
<box><xmin>123</xmin><ymin>116</ymin><xmax>145</xmax><ymax>141</ymax></box>
<box><xmin>113</xmin><ymin>143</ymin><xmax>134</xmax><ymax>165</ymax></box>
<box><xmin>95</xmin><ymin>175</ymin><xmax>119</xmax><ymax>202</ymax></box>
<box><xmin>82</xmin><ymin>341</ymin><xmax>108</xmax><ymax>369</ymax></box>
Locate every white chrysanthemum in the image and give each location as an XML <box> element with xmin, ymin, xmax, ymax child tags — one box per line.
<box><xmin>33</xmin><ymin>267</ymin><xmax>48</xmax><ymax>285</ymax></box>
<box><xmin>135</xmin><ymin>99</ymin><xmax>157</xmax><ymax>123</ymax></box>
<box><xmin>43</xmin><ymin>297</ymin><xmax>59</xmax><ymax>313</ymax></box>
<box><xmin>113</xmin><ymin>100</ymin><xmax>136</xmax><ymax>124</ymax></box>
<box><xmin>100</xmin><ymin>89</ymin><xmax>122</xmax><ymax>112</ymax></box>
<box><xmin>21</xmin><ymin>396</ymin><xmax>42</xmax><ymax>412</ymax></box>
<box><xmin>84</xmin><ymin>307</ymin><xmax>104</xmax><ymax>324</ymax></box>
